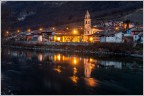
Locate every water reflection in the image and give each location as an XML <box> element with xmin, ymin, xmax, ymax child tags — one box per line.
<box><xmin>70</xmin><ymin>67</ymin><xmax>78</xmax><ymax>84</ymax></box>
<box><xmin>1</xmin><ymin>49</ymin><xmax>143</xmax><ymax>95</ymax></box>
<box><xmin>84</xmin><ymin>78</ymin><xmax>98</xmax><ymax>87</ymax></box>
<box><xmin>54</xmin><ymin>66</ymin><xmax>61</xmax><ymax>73</ymax></box>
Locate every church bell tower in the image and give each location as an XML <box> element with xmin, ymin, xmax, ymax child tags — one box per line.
<box><xmin>84</xmin><ymin>10</ymin><xmax>91</xmax><ymax>35</ymax></box>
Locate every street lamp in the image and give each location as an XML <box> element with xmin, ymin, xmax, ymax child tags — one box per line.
<box><xmin>57</xmin><ymin>37</ymin><xmax>61</xmax><ymax>41</ymax></box>
<box><xmin>52</xmin><ymin>27</ymin><xmax>55</xmax><ymax>30</ymax></box>
<box><xmin>73</xmin><ymin>29</ymin><xmax>78</xmax><ymax>35</ymax></box>
<box><xmin>66</xmin><ymin>27</ymin><xmax>69</xmax><ymax>30</ymax></box>
<box><xmin>6</xmin><ymin>31</ymin><xmax>9</xmax><ymax>34</ymax></box>
<box><xmin>89</xmin><ymin>37</ymin><xmax>93</xmax><ymax>42</ymax></box>
<box><xmin>39</xmin><ymin>28</ymin><xmax>43</xmax><ymax>31</ymax></box>
<box><xmin>115</xmin><ymin>27</ymin><xmax>119</xmax><ymax>30</ymax></box>
<box><xmin>17</xmin><ymin>29</ymin><xmax>20</xmax><ymax>33</ymax></box>
<box><xmin>27</xmin><ymin>28</ymin><xmax>31</xmax><ymax>32</ymax></box>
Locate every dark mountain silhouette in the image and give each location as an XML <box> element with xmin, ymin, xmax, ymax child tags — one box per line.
<box><xmin>1</xmin><ymin>1</ymin><xmax>143</xmax><ymax>36</ymax></box>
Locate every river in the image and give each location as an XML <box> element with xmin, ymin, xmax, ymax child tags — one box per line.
<box><xmin>1</xmin><ymin>48</ymin><xmax>143</xmax><ymax>95</ymax></box>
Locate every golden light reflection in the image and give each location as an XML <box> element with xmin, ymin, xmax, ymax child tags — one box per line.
<box><xmin>54</xmin><ymin>54</ymin><xmax>61</xmax><ymax>61</ymax></box>
<box><xmin>70</xmin><ymin>67</ymin><xmax>78</xmax><ymax>84</ymax></box>
<box><xmin>84</xmin><ymin>78</ymin><xmax>98</xmax><ymax>87</ymax></box>
<box><xmin>73</xmin><ymin>67</ymin><xmax>77</xmax><ymax>75</ymax></box>
<box><xmin>54</xmin><ymin>66</ymin><xmax>61</xmax><ymax>73</ymax></box>
<box><xmin>73</xmin><ymin>57</ymin><xmax>77</xmax><ymax>65</ymax></box>
<box><xmin>90</xmin><ymin>64</ymin><xmax>95</xmax><ymax>70</ymax></box>
<box><xmin>84</xmin><ymin>58</ymin><xmax>91</xmax><ymax>78</ymax></box>
<box><xmin>62</xmin><ymin>55</ymin><xmax>65</xmax><ymax>61</ymax></box>
<box><xmin>70</xmin><ymin>76</ymin><xmax>78</xmax><ymax>84</ymax></box>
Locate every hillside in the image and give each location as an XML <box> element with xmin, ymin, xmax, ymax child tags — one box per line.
<box><xmin>121</xmin><ymin>8</ymin><xmax>143</xmax><ymax>25</ymax></box>
<box><xmin>1</xmin><ymin>1</ymin><xmax>143</xmax><ymax>37</ymax></box>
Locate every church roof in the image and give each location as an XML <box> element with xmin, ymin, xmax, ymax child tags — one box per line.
<box><xmin>85</xmin><ymin>10</ymin><xmax>90</xmax><ymax>19</ymax></box>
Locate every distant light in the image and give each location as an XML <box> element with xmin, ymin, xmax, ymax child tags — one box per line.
<box><xmin>27</xmin><ymin>29</ymin><xmax>31</xmax><ymax>32</ymax></box>
<box><xmin>57</xmin><ymin>37</ymin><xmax>61</xmax><ymax>41</ymax></box>
<box><xmin>66</xmin><ymin>27</ymin><xmax>69</xmax><ymax>30</ymax></box>
<box><xmin>89</xmin><ymin>37</ymin><xmax>93</xmax><ymax>42</ymax></box>
<box><xmin>73</xmin><ymin>29</ymin><xmax>78</xmax><ymax>35</ymax></box>
<box><xmin>17</xmin><ymin>29</ymin><xmax>20</xmax><ymax>33</ymax></box>
<box><xmin>73</xmin><ymin>57</ymin><xmax>77</xmax><ymax>65</ymax></box>
<box><xmin>115</xmin><ymin>27</ymin><xmax>119</xmax><ymax>30</ymax></box>
<box><xmin>39</xmin><ymin>28</ymin><xmax>43</xmax><ymax>31</ymax></box>
<box><xmin>52</xmin><ymin>27</ymin><xmax>55</xmax><ymax>30</ymax></box>
<box><xmin>6</xmin><ymin>31</ymin><xmax>9</xmax><ymax>34</ymax></box>
<box><xmin>57</xmin><ymin>54</ymin><xmax>61</xmax><ymax>61</ymax></box>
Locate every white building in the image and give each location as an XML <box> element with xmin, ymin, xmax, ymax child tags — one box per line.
<box><xmin>100</xmin><ymin>32</ymin><xmax>123</xmax><ymax>43</ymax></box>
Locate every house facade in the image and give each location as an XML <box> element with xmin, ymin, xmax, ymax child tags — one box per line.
<box><xmin>100</xmin><ymin>32</ymin><xmax>123</xmax><ymax>43</ymax></box>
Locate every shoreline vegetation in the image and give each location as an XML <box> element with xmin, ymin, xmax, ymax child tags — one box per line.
<box><xmin>2</xmin><ymin>41</ymin><xmax>143</xmax><ymax>58</ymax></box>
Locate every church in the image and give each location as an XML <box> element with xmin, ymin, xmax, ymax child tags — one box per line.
<box><xmin>83</xmin><ymin>10</ymin><xmax>100</xmax><ymax>42</ymax></box>
<box><xmin>53</xmin><ymin>10</ymin><xmax>100</xmax><ymax>43</ymax></box>
<box><xmin>28</xmin><ymin>10</ymin><xmax>101</xmax><ymax>43</ymax></box>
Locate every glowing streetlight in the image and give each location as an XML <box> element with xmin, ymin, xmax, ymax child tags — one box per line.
<box><xmin>73</xmin><ymin>29</ymin><xmax>78</xmax><ymax>35</ymax></box>
<box><xmin>52</xmin><ymin>27</ymin><xmax>55</xmax><ymax>30</ymax></box>
<box><xmin>66</xmin><ymin>27</ymin><xmax>69</xmax><ymax>30</ymax></box>
<box><xmin>39</xmin><ymin>28</ymin><xmax>43</xmax><ymax>31</ymax></box>
<box><xmin>115</xmin><ymin>27</ymin><xmax>119</xmax><ymax>30</ymax></box>
<box><xmin>6</xmin><ymin>31</ymin><xmax>9</xmax><ymax>34</ymax></box>
<box><xmin>57</xmin><ymin>54</ymin><xmax>61</xmax><ymax>61</ymax></box>
<box><xmin>73</xmin><ymin>57</ymin><xmax>77</xmax><ymax>65</ymax></box>
<box><xmin>17</xmin><ymin>29</ymin><xmax>20</xmax><ymax>33</ymax></box>
<box><xmin>27</xmin><ymin>28</ymin><xmax>31</xmax><ymax>32</ymax></box>
<box><xmin>89</xmin><ymin>37</ymin><xmax>93</xmax><ymax>42</ymax></box>
<box><xmin>57</xmin><ymin>37</ymin><xmax>61</xmax><ymax>41</ymax></box>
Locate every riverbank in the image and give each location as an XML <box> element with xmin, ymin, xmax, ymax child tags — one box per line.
<box><xmin>2</xmin><ymin>42</ymin><xmax>143</xmax><ymax>58</ymax></box>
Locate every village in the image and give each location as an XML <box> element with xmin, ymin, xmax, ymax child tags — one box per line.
<box><xmin>1</xmin><ymin>1</ymin><xmax>143</xmax><ymax>95</ymax></box>
<box><xmin>5</xmin><ymin>10</ymin><xmax>143</xmax><ymax>44</ymax></box>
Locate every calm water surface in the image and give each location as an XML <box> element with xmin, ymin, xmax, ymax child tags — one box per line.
<box><xmin>1</xmin><ymin>48</ymin><xmax>143</xmax><ymax>95</ymax></box>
